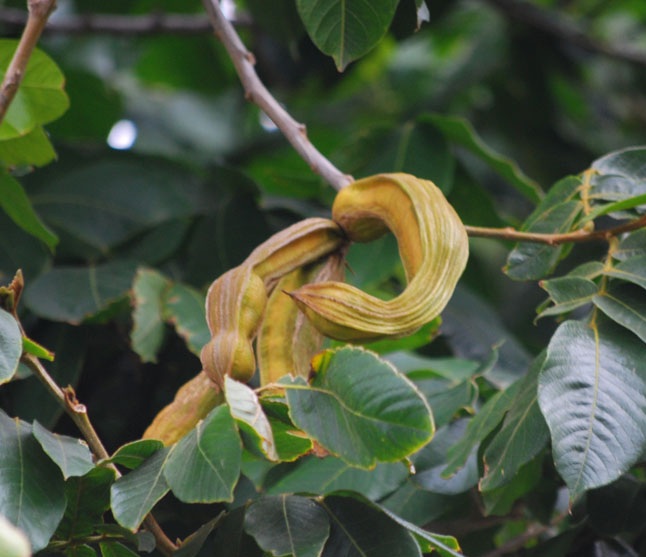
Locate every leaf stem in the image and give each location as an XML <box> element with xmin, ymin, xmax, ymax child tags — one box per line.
<box><xmin>465</xmin><ymin>214</ymin><xmax>646</xmax><ymax>245</ymax></box>
<box><xmin>200</xmin><ymin>0</ymin><xmax>353</xmax><ymax>191</ymax></box>
<box><xmin>0</xmin><ymin>0</ymin><xmax>57</xmax><ymax>125</ymax></box>
<box><xmin>21</xmin><ymin>353</ymin><xmax>178</xmax><ymax>556</ymax></box>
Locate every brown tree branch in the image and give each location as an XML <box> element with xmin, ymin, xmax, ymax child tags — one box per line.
<box><xmin>465</xmin><ymin>214</ymin><xmax>646</xmax><ymax>245</ymax></box>
<box><xmin>0</xmin><ymin>0</ymin><xmax>57</xmax><ymax>125</ymax></box>
<box><xmin>201</xmin><ymin>0</ymin><xmax>353</xmax><ymax>191</ymax></box>
<box><xmin>483</xmin><ymin>0</ymin><xmax>646</xmax><ymax>68</ymax></box>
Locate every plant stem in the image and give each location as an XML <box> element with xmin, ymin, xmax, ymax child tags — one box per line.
<box><xmin>200</xmin><ymin>0</ymin><xmax>353</xmax><ymax>191</ymax></box>
<box><xmin>22</xmin><ymin>353</ymin><xmax>178</xmax><ymax>556</ymax></box>
<box><xmin>0</xmin><ymin>0</ymin><xmax>57</xmax><ymax>125</ymax></box>
<box><xmin>465</xmin><ymin>214</ymin><xmax>646</xmax><ymax>245</ymax></box>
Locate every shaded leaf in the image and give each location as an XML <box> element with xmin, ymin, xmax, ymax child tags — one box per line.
<box><xmin>538</xmin><ymin>276</ymin><xmax>598</xmax><ymax>318</ymax></box>
<box><xmin>613</xmin><ymin>229</ymin><xmax>646</xmax><ymax>261</ymax></box>
<box><xmin>130</xmin><ymin>268</ymin><xmax>170</xmax><ymax>363</ymax></box>
<box><xmin>262</xmin><ymin>400</ymin><xmax>312</xmax><ymax>462</ymax></box>
<box><xmin>286</xmin><ymin>347</ymin><xmax>433</xmax><ymax>469</ymax></box>
<box><xmin>297</xmin><ymin>0</ymin><xmax>399</xmax><ymax>71</ymax></box>
<box><xmin>110</xmin><ymin>447</ymin><xmax>171</xmax><ymax>531</ymax></box>
<box><xmin>604</xmin><ymin>255</ymin><xmax>646</xmax><ymax>291</ymax></box>
<box><xmin>538</xmin><ymin>320</ymin><xmax>646</xmax><ymax>500</ymax></box>
<box><xmin>480</xmin><ymin>354</ymin><xmax>549</xmax><ymax>491</ymax></box>
<box><xmin>162</xmin><ymin>282</ymin><xmax>210</xmax><ymax>356</ymax></box>
<box><xmin>0</xmin><ymin>171</ymin><xmax>57</xmax><ymax>250</ymax></box>
<box><xmin>0</xmin><ymin>307</ymin><xmax>21</xmax><ymax>385</ymax></box>
<box><xmin>590</xmin><ymin>146</ymin><xmax>646</xmax><ymax>207</ymax></box>
<box><xmin>380</xmin><ymin>480</ymin><xmax>460</xmax><ymax>526</ymax></box>
<box><xmin>174</xmin><ymin>515</ymin><xmax>224</xmax><ymax>557</ymax></box>
<box><xmin>245</xmin><ymin>495</ymin><xmax>330</xmax><ymax>557</ymax></box>
<box><xmin>593</xmin><ymin>284</ymin><xmax>646</xmax><ymax>343</ymax></box>
<box><xmin>24</xmin><ymin>260</ymin><xmax>138</xmax><ymax>323</ymax></box>
<box><xmin>482</xmin><ymin>457</ymin><xmax>543</xmax><ymax>516</ymax></box>
<box><xmin>225</xmin><ymin>376</ymin><xmax>277</xmax><ymax>461</ymax></box>
<box><xmin>99</xmin><ymin>541</ymin><xmax>139</xmax><ymax>557</ymax></box>
<box><xmin>163</xmin><ymin>405</ymin><xmax>241</xmax><ymax>503</ymax></box>
<box><xmin>32</xmin><ymin>421</ymin><xmax>94</xmax><ymax>479</ymax></box>
<box><xmin>0</xmin><ymin>410</ymin><xmax>66</xmax><ymax>552</ymax></box>
<box><xmin>321</xmin><ymin>496</ymin><xmax>421</xmax><ymax>557</ymax></box>
<box><xmin>106</xmin><ymin>439</ymin><xmax>164</xmax><ymax>470</ymax></box>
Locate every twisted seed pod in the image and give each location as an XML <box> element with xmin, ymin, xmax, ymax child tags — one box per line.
<box><xmin>257</xmin><ymin>252</ymin><xmax>346</xmax><ymax>385</ymax></box>
<box><xmin>290</xmin><ymin>173</ymin><xmax>469</xmax><ymax>341</ymax></box>
<box><xmin>200</xmin><ymin>218</ymin><xmax>345</xmax><ymax>385</ymax></box>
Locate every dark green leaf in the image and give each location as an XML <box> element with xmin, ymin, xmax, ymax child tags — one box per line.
<box><xmin>225</xmin><ymin>377</ymin><xmax>278</xmax><ymax>461</ymax></box>
<box><xmin>604</xmin><ymin>255</ymin><xmax>646</xmax><ymax>290</ymax></box>
<box><xmin>321</xmin><ymin>496</ymin><xmax>421</xmax><ymax>557</ymax></box>
<box><xmin>99</xmin><ymin>541</ymin><xmax>139</xmax><ymax>557</ymax></box>
<box><xmin>211</xmin><ymin>507</ymin><xmax>263</xmax><ymax>557</ymax></box>
<box><xmin>130</xmin><ymin>268</ymin><xmax>170</xmax><ymax>363</ymax></box>
<box><xmin>286</xmin><ymin>347</ymin><xmax>434</xmax><ymax>468</ymax></box>
<box><xmin>0</xmin><ymin>307</ymin><xmax>21</xmax><ymax>384</ymax></box>
<box><xmin>24</xmin><ymin>260</ymin><xmax>138</xmax><ymax>323</ymax></box>
<box><xmin>0</xmin><ymin>126</ymin><xmax>56</xmax><ymax>168</ymax></box>
<box><xmin>480</xmin><ymin>354</ymin><xmax>549</xmax><ymax>491</ymax></box>
<box><xmin>0</xmin><ymin>171</ymin><xmax>57</xmax><ymax>250</ymax></box>
<box><xmin>0</xmin><ymin>39</ymin><xmax>69</xmax><ymax>140</ymax></box>
<box><xmin>163</xmin><ymin>405</ymin><xmax>241</xmax><ymax>503</ymax></box>
<box><xmin>613</xmin><ymin>229</ymin><xmax>646</xmax><ymax>261</ymax></box>
<box><xmin>538</xmin><ymin>320</ymin><xmax>646</xmax><ymax>500</ymax></box>
<box><xmin>245</xmin><ymin>495</ymin><xmax>330</xmax><ymax>557</ymax></box>
<box><xmin>0</xmin><ymin>410</ymin><xmax>66</xmax><ymax>551</ymax></box>
<box><xmin>106</xmin><ymin>439</ymin><xmax>164</xmax><ymax>470</ymax></box>
<box><xmin>65</xmin><ymin>544</ymin><xmax>97</xmax><ymax>557</ymax></box>
<box><xmin>482</xmin><ymin>457</ymin><xmax>543</xmax><ymax>516</ymax></box>
<box><xmin>246</xmin><ymin>0</ymin><xmax>304</xmax><ymax>44</ymax></box>
<box><xmin>590</xmin><ymin>146</ymin><xmax>646</xmax><ymax>206</ymax></box>
<box><xmin>31</xmin><ymin>421</ymin><xmax>94</xmax><ymax>479</ymax></box>
<box><xmin>297</xmin><ymin>0</ymin><xmax>399</xmax><ymax>70</ymax></box>
<box><xmin>587</xmin><ymin>477</ymin><xmax>646</xmax><ymax>536</ymax></box>
<box><xmin>162</xmin><ymin>282</ymin><xmax>210</xmax><ymax>356</ymax></box>
<box><xmin>538</xmin><ymin>276</ymin><xmax>598</xmax><ymax>318</ymax></box>
<box><xmin>380</xmin><ymin>480</ymin><xmax>460</xmax><ymax>526</ymax></box>
<box><xmin>427</xmin><ymin>113</ymin><xmax>543</xmax><ymax>203</ymax></box>
<box><xmin>110</xmin><ymin>447</ymin><xmax>171</xmax><ymax>531</ymax></box>
<box><xmin>264</xmin><ymin>455</ymin><xmax>408</xmax><ymax>500</ymax></box>
<box><xmin>174</xmin><ymin>515</ymin><xmax>225</xmax><ymax>557</ymax></box>
<box><xmin>0</xmin><ymin>212</ymin><xmax>50</xmax><ymax>283</ymax></box>
<box><xmin>593</xmin><ymin>284</ymin><xmax>646</xmax><ymax>343</ymax></box>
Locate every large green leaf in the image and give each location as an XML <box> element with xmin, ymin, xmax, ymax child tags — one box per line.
<box><xmin>110</xmin><ymin>447</ymin><xmax>171</xmax><ymax>531</ymax></box>
<box><xmin>0</xmin><ymin>39</ymin><xmax>69</xmax><ymax>140</ymax></box>
<box><xmin>480</xmin><ymin>355</ymin><xmax>549</xmax><ymax>491</ymax></box>
<box><xmin>296</xmin><ymin>0</ymin><xmax>399</xmax><ymax>70</ymax></box>
<box><xmin>0</xmin><ymin>171</ymin><xmax>57</xmax><ymax>250</ymax></box>
<box><xmin>0</xmin><ymin>307</ymin><xmax>21</xmax><ymax>385</ymax></box>
<box><xmin>107</xmin><ymin>440</ymin><xmax>165</xmax><ymax>470</ymax></box>
<box><xmin>264</xmin><ymin>456</ymin><xmax>408</xmax><ymax>500</ymax></box>
<box><xmin>427</xmin><ymin>114</ymin><xmax>543</xmax><ymax>203</ymax></box>
<box><xmin>538</xmin><ymin>320</ymin><xmax>646</xmax><ymax>500</ymax></box>
<box><xmin>0</xmin><ymin>411</ymin><xmax>66</xmax><ymax>552</ymax></box>
<box><xmin>130</xmin><ymin>268</ymin><xmax>170</xmax><ymax>363</ymax></box>
<box><xmin>163</xmin><ymin>405</ymin><xmax>241</xmax><ymax>503</ymax></box>
<box><xmin>244</xmin><ymin>495</ymin><xmax>330</xmax><ymax>557</ymax></box>
<box><xmin>593</xmin><ymin>284</ymin><xmax>646</xmax><ymax>343</ymax></box>
<box><xmin>285</xmin><ymin>347</ymin><xmax>433</xmax><ymax>468</ymax></box>
<box><xmin>31</xmin><ymin>421</ymin><xmax>94</xmax><ymax>479</ymax></box>
<box><xmin>0</xmin><ymin>126</ymin><xmax>56</xmax><ymax>168</ymax></box>
<box><xmin>24</xmin><ymin>260</ymin><xmax>138</xmax><ymax>323</ymax></box>
<box><xmin>321</xmin><ymin>496</ymin><xmax>421</xmax><ymax>557</ymax></box>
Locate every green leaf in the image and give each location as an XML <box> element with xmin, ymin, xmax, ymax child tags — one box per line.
<box><xmin>110</xmin><ymin>447</ymin><xmax>171</xmax><ymax>531</ymax></box>
<box><xmin>0</xmin><ymin>515</ymin><xmax>31</xmax><ymax>557</ymax></box>
<box><xmin>174</xmin><ymin>515</ymin><xmax>225</xmax><ymax>557</ymax></box>
<box><xmin>264</xmin><ymin>456</ymin><xmax>408</xmax><ymax>501</ymax></box>
<box><xmin>538</xmin><ymin>276</ymin><xmax>599</xmax><ymax>318</ymax></box>
<box><xmin>613</xmin><ymin>229</ymin><xmax>646</xmax><ymax>261</ymax></box>
<box><xmin>286</xmin><ymin>347</ymin><xmax>434</xmax><ymax>468</ymax></box>
<box><xmin>604</xmin><ymin>255</ymin><xmax>646</xmax><ymax>290</ymax></box>
<box><xmin>107</xmin><ymin>439</ymin><xmax>165</xmax><ymax>470</ymax></box>
<box><xmin>0</xmin><ymin>410</ymin><xmax>66</xmax><ymax>552</ymax></box>
<box><xmin>583</xmin><ymin>193</ymin><xmax>646</xmax><ymax>221</ymax></box>
<box><xmin>593</xmin><ymin>285</ymin><xmax>646</xmax><ymax>343</ymax></box>
<box><xmin>590</xmin><ymin>146</ymin><xmax>646</xmax><ymax>206</ymax></box>
<box><xmin>444</xmin><ymin>379</ymin><xmax>523</xmax><ymax>477</ymax></box>
<box><xmin>21</xmin><ymin>336</ymin><xmax>54</xmax><ymax>361</ymax></box>
<box><xmin>162</xmin><ymin>282</ymin><xmax>210</xmax><ymax>356</ymax></box>
<box><xmin>0</xmin><ymin>307</ymin><xmax>21</xmax><ymax>385</ymax></box>
<box><xmin>321</xmin><ymin>496</ymin><xmax>421</xmax><ymax>557</ymax></box>
<box><xmin>24</xmin><ymin>260</ymin><xmax>138</xmax><ymax>323</ymax></box>
<box><xmin>427</xmin><ymin>113</ymin><xmax>543</xmax><ymax>203</ymax></box>
<box><xmin>482</xmin><ymin>457</ymin><xmax>543</xmax><ymax>516</ymax></box>
<box><xmin>480</xmin><ymin>354</ymin><xmax>549</xmax><ymax>491</ymax></box>
<box><xmin>225</xmin><ymin>376</ymin><xmax>278</xmax><ymax>461</ymax></box>
<box><xmin>538</xmin><ymin>320</ymin><xmax>646</xmax><ymax>500</ymax></box>
<box><xmin>0</xmin><ymin>126</ymin><xmax>56</xmax><ymax>168</ymax></box>
<box><xmin>66</xmin><ymin>544</ymin><xmax>97</xmax><ymax>557</ymax></box>
<box><xmin>99</xmin><ymin>541</ymin><xmax>140</xmax><ymax>557</ymax></box>
<box><xmin>0</xmin><ymin>39</ymin><xmax>69</xmax><ymax>140</ymax></box>
<box><xmin>244</xmin><ymin>495</ymin><xmax>330</xmax><ymax>557</ymax></box>
<box><xmin>130</xmin><ymin>268</ymin><xmax>170</xmax><ymax>363</ymax></box>
<box><xmin>163</xmin><ymin>405</ymin><xmax>242</xmax><ymax>503</ymax></box>
<box><xmin>262</xmin><ymin>400</ymin><xmax>313</xmax><ymax>462</ymax></box>
<box><xmin>380</xmin><ymin>480</ymin><xmax>460</xmax><ymax>526</ymax></box>
<box><xmin>56</xmin><ymin>467</ymin><xmax>115</xmax><ymax>540</ymax></box>
<box><xmin>0</xmin><ymin>171</ymin><xmax>57</xmax><ymax>250</ymax></box>
<box><xmin>296</xmin><ymin>0</ymin><xmax>399</xmax><ymax>71</ymax></box>
<box><xmin>31</xmin><ymin>421</ymin><xmax>94</xmax><ymax>479</ymax></box>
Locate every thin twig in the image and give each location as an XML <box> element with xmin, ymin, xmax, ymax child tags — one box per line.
<box><xmin>201</xmin><ymin>0</ymin><xmax>353</xmax><ymax>191</ymax></box>
<box><xmin>0</xmin><ymin>0</ymin><xmax>57</xmax><ymax>125</ymax></box>
<box><xmin>465</xmin><ymin>214</ymin><xmax>646</xmax><ymax>245</ymax></box>
<box><xmin>22</xmin><ymin>354</ymin><xmax>178</xmax><ymax>557</ymax></box>
<box><xmin>484</xmin><ymin>0</ymin><xmax>646</xmax><ymax>68</ymax></box>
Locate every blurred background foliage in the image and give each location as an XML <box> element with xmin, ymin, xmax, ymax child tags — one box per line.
<box><xmin>0</xmin><ymin>0</ymin><xmax>645</xmax><ymax>554</ymax></box>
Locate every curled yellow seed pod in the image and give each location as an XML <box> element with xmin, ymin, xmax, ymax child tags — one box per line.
<box><xmin>290</xmin><ymin>173</ymin><xmax>469</xmax><ymax>341</ymax></box>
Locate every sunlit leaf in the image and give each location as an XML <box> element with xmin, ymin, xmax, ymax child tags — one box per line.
<box><xmin>0</xmin><ymin>126</ymin><xmax>56</xmax><ymax>168</ymax></box>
